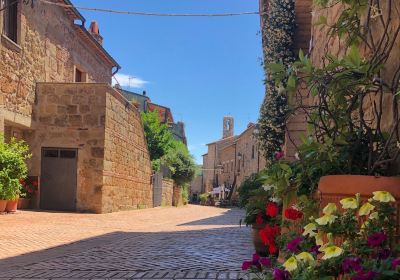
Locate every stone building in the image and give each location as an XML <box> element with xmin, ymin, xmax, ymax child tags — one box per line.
<box><xmin>201</xmin><ymin>117</ymin><xmax>266</xmax><ymax>199</ymax></box>
<box><xmin>0</xmin><ymin>0</ymin><xmax>152</xmax><ymax>213</ymax></box>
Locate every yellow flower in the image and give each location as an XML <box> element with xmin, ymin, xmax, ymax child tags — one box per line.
<box><xmin>323</xmin><ymin>203</ymin><xmax>337</xmax><ymax>215</ymax></box>
<box><xmin>340</xmin><ymin>197</ymin><xmax>358</xmax><ymax>209</ymax></box>
<box><xmin>359</xmin><ymin>202</ymin><xmax>375</xmax><ymax>216</ymax></box>
<box><xmin>372</xmin><ymin>191</ymin><xmax>396</xmax><ymax>203</ymax></box>
<box><xmin>321</xmin><ymin>246</ymin><xmax>343</xmax><ymax>260</ymax></box>
<box><xmin>315</xmin><ymin>231</ymin><xmax>324</xmax><ymax>246</ymax></box>
<box><xmin>303</xmin><ymin>223</ymin><xmax>317</xmax><ymax>237</ymax></box>
<box><xmin>369</xmin><ymin>212</ymin><xmax>379</xmax><ymax>220</ymax></box>
<box><xmin>283</xmin><ymin>256</ymin><xmax>298</xmax><ymax>272</ymax></box>
<box><xmin>315</xmin><ymin>214</ymin><xmax>337</xmax><ymax>225</ymax></box>
<box><xmin>296</xmin><ymin>252</ymin><xmax>314</xmax><ymax>264</ymax></box>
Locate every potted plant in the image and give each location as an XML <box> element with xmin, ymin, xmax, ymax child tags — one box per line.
<box><xmin>242</xmin><ymin>178</ymin><xmax>281</xmax><ymax>257</ymax></box>
<box><xmin>18</xmin><ymin>177</ymin><xmax>38</xmax><ymax>209</ymax></box>
<box><xmin>0</xmin><ymin>185</ymin><xmax>7</xmax><ymax>213</ymax></box>
<box><xmin>0</xmin><ymin>136</ymin><xmax>31</xmax><ymax>213</ymax></box>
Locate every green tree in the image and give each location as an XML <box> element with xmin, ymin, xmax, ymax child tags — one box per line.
<box><xmin>0</xmin><ymin>136</ymin><xmax>31</xmax><ymax>200</ymax></box>
<box><xmin>162</xmin><ymin>141</ymin><xmax>196</xmax><ymax>186</ymax></box>
<box><xmin>140</xmin><ymin>111</ymin><xmax>174</xmax><ymax>170</ymax></box>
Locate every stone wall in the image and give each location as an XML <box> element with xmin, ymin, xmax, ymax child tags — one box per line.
<box><xmin>172</xmin><ymin>184</ymin><xmax>183</xmax><ymax>207</ymax></box>
<box><xmin>29</xmin><ymin>83</ymin><xmax>152</xmax><ymax>213</ymax></box>
<box><xmin>161</xmin><ymin>178</ymin><xmax>173</xmax><ymax>207</ymax></box>
<box><xmin>28</xmin><ymin>83</ymin><xmax>107</xmax><ymax>212</ymax></box>
<box><xmin>102</xmin><ymin>88</ymin><xmax>152</xmax><ymax>213</ymax></box>
<box><xmin>0</xmin><ymin>1</ymin><xmax>113</xmax><ymax>127</ymax></box>
<box><xmin>235</xmin><ymin>126</ymin><xmax>266</xmax><ymax>187</ymax></box>
<box><xmin>190</xmin><ymin>175</ymin><xmax>203</xmax><ymax>196</ymax></box>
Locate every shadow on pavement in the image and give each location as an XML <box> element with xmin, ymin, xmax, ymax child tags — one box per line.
<box><xmin>0</xmin><ymin>227</ymin><xmax>252</xmax><ymax>278</ymax></box>
<box><xmin>177</xmin><ymin>208</ymin><xmax>244</xmax><ymax>227</ymax></box>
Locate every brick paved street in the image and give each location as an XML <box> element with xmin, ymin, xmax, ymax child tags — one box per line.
<box><xmin>0</xmin><ymin>206</ymin><xmax>252</xmax><ymax>279</ymax></box>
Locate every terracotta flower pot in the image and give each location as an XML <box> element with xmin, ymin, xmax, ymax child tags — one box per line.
<box><xmin>0</xmin><ymin>200</ymin><xmax>7</xmax><ymax>212</ymax></box>
<box><xmin>318</xmin><ymin>175</ymin><xmax>400</xmax><ymax>245</ymax></box>
<box><xmin>6</xmin><ymin>199</ymin><xmax>18</xmax><ymax>213</ymax></box>
<box><xmin>17</xmin><ymin>198</ymin><xmax>31</xmax><ymax>209</ymax></box>
<box><xmin>251</xmin><ymin>224</ymin><xmax>269</xmax><ymax>257</ymax></box>
<box><xmin>318</xmin><ymin>175</ymin><xmax>400</xmax><ymax>202</ymax></box>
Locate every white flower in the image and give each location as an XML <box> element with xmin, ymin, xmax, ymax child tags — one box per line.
<box><xmin>262</xmin><ymin>185</ymin><xmax>275</xmax><ymax>192</ymax></box>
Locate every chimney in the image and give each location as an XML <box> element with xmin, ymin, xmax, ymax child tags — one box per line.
<box><xmin>88</xmin><ymin>21</ymin><xmax>103</xmax><ymax>45</ymax></box>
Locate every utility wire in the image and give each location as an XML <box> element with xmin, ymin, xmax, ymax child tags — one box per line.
<box><xmin>38</xmin><ymin>0</ymin><xmax>262</xmax><ymax>17</ymax></box>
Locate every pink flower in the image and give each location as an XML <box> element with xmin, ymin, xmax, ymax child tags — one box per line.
<box><xmin>241</xmin><ymin>261</ymin><xmax>252</xmax><ymax>271</ymax></box>
<box><xmin>392</xmin><ymin>258</ymin><xmax>400</xmax><ymax>269</ymax></box>
<box><xmin>367</xmin><ymin>232</ymin><xmax>387</xmax><ymax>247</ymax></box>
<box><xmin>286</xmin><ymin>237</ymin><xmax>304</xmax><ymax>253</ymax></box>
<box><xmin>274</xmin><ymin>151</ymin><xmax>285</xmax><ymax>160</ymax></box>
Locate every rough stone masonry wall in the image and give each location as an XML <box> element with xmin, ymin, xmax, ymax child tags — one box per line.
<box><xmin>235</xmin><ymin>128</ymin><xmax>266</xmax><ymax>187</ymax></box>
<box><xmin>102</xmin><ymin>89</ymin><xmax>153</xmax><ymax>213</ymax></box>
<box><xmin>27</xmin><ymin>83</ymin><xmax>107</xmax><ymax>213</ymax></box>
<box><xmin>0</xmin><ymin>1</ymin><xmax>112</xmax><ymax>125</ymax></box>
<box><xmin>161</xmin><ymin>178</ymin><xmax>173</xmax><ymax>207</ymax></box>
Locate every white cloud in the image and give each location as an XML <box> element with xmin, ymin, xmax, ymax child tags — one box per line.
<box><xmin>113</xmin><ymin>73</ymin><xmax>148</xmax><ymax>89</ymax></box>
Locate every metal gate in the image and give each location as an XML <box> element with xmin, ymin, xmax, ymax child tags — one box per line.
<box><xmin>40</xmin><ymin>148</ymin><xmax>78</xmax><ymax>211</ymax></box>
<box><xmin>153</xmin><ymin>171</ymin><xmax>163</xmax><ymax>207</ymax></box>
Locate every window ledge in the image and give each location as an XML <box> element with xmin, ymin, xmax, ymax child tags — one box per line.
<box><xmin>1</xmin><ymin>34</ymin><xmax>21</xmax><ymax>53</ymax></box>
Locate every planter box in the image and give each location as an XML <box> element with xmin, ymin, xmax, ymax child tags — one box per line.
<box><xmin>317</xmin><ymin>175</ymin><xmax>400</xmax><ymax>243</ymax></box>
<box><xmin>17</xmin><ymin>198</ymin><xmax>31</xmax><ymax>209</ymax></box>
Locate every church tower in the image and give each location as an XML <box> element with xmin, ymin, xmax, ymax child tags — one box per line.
<box><xmin>223</xmin><ymin>116</ymin><xmax>234</xmax><ymax>139</ymax></box>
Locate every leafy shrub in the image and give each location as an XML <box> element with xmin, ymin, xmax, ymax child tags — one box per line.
<box><xmin>0</xmin><ymin>136</ymin><xmax>31</xmax><ymax>200</ymax></box>
<box><xmin>199</xmin><ymin>193</ymin><xmax>208</xmax><ymax>204</ymax></box>
<box><xmin>238</xmin><ymin>171</ymin><xmax>266</xmax><ymax>208</ymax></box>
<box><xmin>162</xmin><ymin>141</ymin><xmax>196</xmax><ymax>186</ymax></box>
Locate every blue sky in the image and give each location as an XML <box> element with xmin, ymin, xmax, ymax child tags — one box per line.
<box><xmin>72</xmin><ymin>0</ymin><xmax>265</xmax><ymax>163</ymax></box>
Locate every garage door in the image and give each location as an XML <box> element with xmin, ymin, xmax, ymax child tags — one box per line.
<box><xmin>40</xmin><ymin>148</ymin><xmax>78</xmax><ymax>211</ymax></box>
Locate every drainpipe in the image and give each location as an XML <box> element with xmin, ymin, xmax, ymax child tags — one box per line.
<box><xmin>112</xmin><ymin>66</ymin><xmax>121</xmax><ymax>77</ymax></box>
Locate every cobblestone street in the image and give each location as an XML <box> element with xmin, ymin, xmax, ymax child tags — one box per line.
<box><xmin>0</xmin><ymin>206</ymin><xmax>252</xmax><ymax>279</ymax></box>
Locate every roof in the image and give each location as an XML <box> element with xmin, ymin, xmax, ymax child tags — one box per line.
<box><xmin>206</xmin><ymin>135</ymin><xmax>237</xmax><ymax>146</ymax></box>
<box><xmin>61</xmin><ymin>0</ymin><xmax>85</xmax><ymax>22</ymax></box>
<box><xmin>56</xmin><ymin>1</ymin><xmax>119</xmax><ymax>68</ymax></box>
<box><xmin>147</xmin><ymin>102</ymin><xmax>174</xmax><ymax>124</ymax></box>
<box><xmin>74</xmin><ymin>24</ymin><xmax>120</xmax><ymax>68</ymax></box>
<box><xmin>119</xmin><ymin>89</ymin><xmax>150</xmax><ymax>101</ymax></box>
<box><xmin>234</xmin><ymin>123</ymin><xmax>256</xmax><ymax>142</ymax></box>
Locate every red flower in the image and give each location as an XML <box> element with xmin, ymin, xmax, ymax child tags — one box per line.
<box><xmin>259</xmin><ymin>224</ymin><xmax>280</xmax><ymax>254</ymax></box>
<box><xmin>284</xmin><ymin>208</ymin><xmax>303</xmax><ymax>221</ymax></box>
<box><xmin>32</xmin><ymin>180</ymin><xmax>38</xmax><ymax>186</ymax></box>
<box><xmin>266</xmin><ymin>202</ymin><xmax>279</xmax><ymax>218</ymax></box>
<box><xmin>256</xmin><ymin>213</ymin><xmax>264</xmax><ymax>225</ymax></box>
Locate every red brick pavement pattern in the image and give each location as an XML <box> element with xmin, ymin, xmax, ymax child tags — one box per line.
<box><xmin>0</xmin><ymin>206</ymin><xmax>252</xmax><ymax>279</ymax></box>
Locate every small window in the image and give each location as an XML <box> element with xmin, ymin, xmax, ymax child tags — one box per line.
<box><xmin>60</xmin><ymin>150</ymin><xmax>76</xmax><ymax>159</ymax></box>
<box><xmin>252</xmin><ymin>145</ymin><xmax>255</xmax><ymax>159</ymax></box>
<box><xmin>44</xmin><ymin>150</ymin><xmax>59</xmax><ymax>158</ymax></box>
<box><xmin>3</xmin><ymin>0</ymin><xmax>18</xmax><ymax>43</ymax></box>
<box><xmin>74</xmin><ymin>67</ymin><xmax>87</xmax><ymax>83</ymax></box>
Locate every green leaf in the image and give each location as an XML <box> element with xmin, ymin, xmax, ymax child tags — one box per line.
<box><xmin>299</xmin><ymin>49</ymin><xmax>305</xmax><ymax>62</ymax></box>
<box><xmin>347</xmin><ymin>45</ymin><xmax>361</xmax><ymax>67</ymax></box>
<box><xmin>287</xmin><ymin>75</ymin><xmax>297</xmax><ymax>92</ymax></box>
<box><xmin>266</xmin><ymin>63</ymin><xmax>284</xmax><ymax>74</ymax></box>
<box><xmin>315</xmin><ymin>15</ymin><xmax>327</xmax><ymax>26</ymax></box>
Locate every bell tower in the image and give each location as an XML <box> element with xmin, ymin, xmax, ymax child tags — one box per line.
<box><xmin>223</xmin><ymin>116</ymin><xmax>234</xmax><ymax>139</ymax></box>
